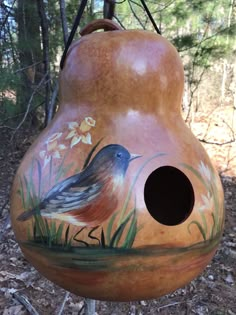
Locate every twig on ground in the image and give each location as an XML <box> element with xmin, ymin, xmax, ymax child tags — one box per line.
<box><xmin>157</xmin><ymin>301</ymin><xmax>181</xmax><ymax>312</ymax></box>
<box><xmin>12</xmin><ymin>292</ymin><xmax>40</xmax><ymax>315</ymax></box>
<box><xmin>57</xmin><ymin>291</ymin><xmax>70</xmax><ymax>315</ymax></box>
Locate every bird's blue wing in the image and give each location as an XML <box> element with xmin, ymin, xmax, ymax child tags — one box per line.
<box><xmin>45</xmin><ymin>173</ymin><xmax>81</xmax><ymax>199</ymax></box>
<box><xmin>41</xmin><ymin>181</ymin><xmax>102</xmax><ymax>215</ymax></box>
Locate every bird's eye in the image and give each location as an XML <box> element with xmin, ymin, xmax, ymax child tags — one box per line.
<box><xmin>116</xmin><ymin>152</ymin><xmax>122</xmax><ymax>159</ymax></box>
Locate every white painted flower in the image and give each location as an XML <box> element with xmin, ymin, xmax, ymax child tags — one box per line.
<box><xmin>66</xmin><ymin>117</ymin><xmax>96</xmax><ymax>148</ymax></box>
<box><xmin>39</xmin><ymin>132</ymin><xmax>66</xmax><ymax>168</ymax></box>
<box><xmin>198</xmin><ymin>192</ymin><xmax>214</xmax><ymax>212</ymax></box>
<box><xmin>80</xmin><ymin>117</ymin><xmax>96</xmax><ymax>132</ymax></box>
<box><xmin>198</xmin><ymin>161</ymin><xmax>212</xmax><ymax>182</ymax></box>
<box><xmin>81</xmin><ymin>133</ymin><xmax>92</xmax><ymax>144</ymax></box>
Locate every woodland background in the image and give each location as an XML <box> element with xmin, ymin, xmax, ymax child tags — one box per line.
<box><xmin>0</xmin><ymin>0</ymin><xmax>236</xmax><ymax>314</ymax></box>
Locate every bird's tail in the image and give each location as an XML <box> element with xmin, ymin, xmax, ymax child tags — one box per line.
<box><xmin>17</xmin><ymin>209</ymin><xmax>37</xmax><ymax>221</ymax></box>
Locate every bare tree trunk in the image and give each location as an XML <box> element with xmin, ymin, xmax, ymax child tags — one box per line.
<box><xmin>46</xmin><ymin>0</ymin><xmax>70</xmax><ymax>124</ymax></box>
<box><xmin>220</xmin><ymin>0</ymin><xmax>234</xmax><ymax>106</ymax></box>
<box><xmin>37</xmin><ymin>0</ymin><xmax>51</xmax><ymax>126</ymax></box>
<box><xmin>16</xmin><ymin>0</ymin><xmax>42</xmax><ymax>114</ymax></box>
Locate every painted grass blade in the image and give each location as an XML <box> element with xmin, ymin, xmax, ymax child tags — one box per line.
<box><xmin>188</xmin><ymin>221</ymin><xmax>206</xmax><ymax>241</ymax></box>
<box><xmin>122</xmin><ymin>211</ymin><xmax>137</xmax><ymax>248</ymax></box>
<box><xmin>200</xmin><ymin>211</ymin><xmax>208</xmax><ymax>238</ymax></box>
<box><xmin>106</xmin><ymin>212</ymin><xmax>118</xmax><ymax>244</ymax></box>
<box><xmin>83</xmin><ymin>138</ymin><xmax>104</xmax><ymax>170</ymax></box>
<box><xmin>18</xmin><ymin>176</ymin><xmax>25</xmax><ymax>209</ymax></box>
<box><xmin>118</xmin><ymin>153</ymin><xmax>166</xmax><ymax>225</ymax></box>
<box><xmin>181</xmin><ymin>163</ymin><xmax>209</xmax><ymax>191</ymax></box>
<box><xmin>211</xmin><ymin>212</ymin><xmax>216</xmax><ymax>239</ymax></box>
<box><xmin>101</xmin><ymin>229</ymin><xmax>106</xmax><ymax>248</ymax></box>
<box><xmin>64</xmin><ymin>225</ymin><xmax>70</xmax><ymax>247</ymax></box>
<box><xmin>109</xmin><ymin>210</ymin><xmax>135</xmax><ymax>248</ymax></box>
<box><xmin>23</xmin><ymin>175</ymin><xmax>34</xmax><ymax>209</ymax></box>
<box><xmin>29</xmin><ymin>159</ymin><xmax>37</xmax><ymax>202</ymax></box>
<box><xmin>56</xmin><ymin>222</ymin><xmax>64</xmax><ymax>245</ymax></box>
<box><xmin>35</xmin><ymin>159</ymin><xmax>42</xmax><ymax>199</ymax></box>
<box><xmin>55</xmin><ymin>151</ymin><xmax>69</xmax><ymax>183</ymax></box>
<box><xmin>49</xmin><ymin>156</ymin><xmax>53</xmax><ymax>187</ymax></box>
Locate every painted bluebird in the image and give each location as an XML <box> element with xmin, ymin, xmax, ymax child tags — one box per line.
<box><xmin>17</xmin><ymin>144</ymin><xmax>141</xmax><ymax>227</ymax></box>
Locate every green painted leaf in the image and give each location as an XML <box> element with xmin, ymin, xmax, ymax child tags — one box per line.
<box><xmin>106</xmin><ymin>212</ymin><xmax>118</xmax><ymax>244</ymax></box>
<box><xmin>29</xmin><ymin>160</ymin><xmax>37</xmax><ymax>202</ymax></box>
<box><xmin>56</xmin><ymin>222</ymin><xmax>64</xmax><ymax>244</ymax></box>
<box><xmin>37</xmin><ymin>214</ymin><xmax>47</xmax><ymax>238</ymax></box>
<box><xmin>101</xmin><ymin>229</ymin><xmax>106</xmax><ymax>248</ymax></box>
<box><xmin>49</xmin><ymin>156</ymin><xmax>53</xmax><ymax>186</ymax></box>
<box><xmin>64</xmin><ymin>225</ymin><xmax>70</xmax><ymax>246</ymax></box>
<box><xmin>33</xmin><ymin>215</ymin><xmax>45</xmax><ymax>244</ymax></box>
<box><xmin>83</xmin><ymin>138</ymin><xmax>104</xmax><ymax>170</ymax></box>
<box><xmin>44</xmin><ymin>219</ymin><xmax>51</xmax><ymax>246</ymax></box>
<box><xmin>188</xmin><ymin>220</ymin><xmax>206</xmax><ymax>241</ymax></box>
<box><xmin>110</xmin><ymin>210</ymin><xmax>135</xmax><ymax>248</ymax></box>
<box><xmin>18</xmin><ymin>176</ymin><xmax>25</xmax><ymax>209</ymax></box>
<box><xmin>200</xmin><ymin>211</ymin><xmax>208</xmax><ymax>237</ymax></box>
<box><xmin>119</xmin><ymin>153</ymin><xmax>166</xmax><ymax>225</ymax></box>
<box><xmin>62</xmin><ymin>163</ymin><xmax>74</xmax><ymax>177</ymax></box>
<box><xmin>23</xmin><ymin>175</ymin><xmax>34</xmax><ymax>209</ymax></box>
<box><xmin>211</xmin><ymin>212</ymin><xmax>216</xmax><ymax>239</ymax></box>
<box><xmin>55</xmin><ymin>152</ymin><xmax>69</xmax><ymax>183</ymax></box>
<box><xmin>122</xmin><ymin>211</ymin><xmax>137</xmax><ymax>248</ymax></box>
<box><xmin>48</xmin><ymin>221</ymin><xmax>56</xmax><ymax>243</ymax></box>
<box><xmin>36</xmin><ymin>159</ymin><xmax>42</xmax><ymax>198</ymax></box>
<box><xmin>181</xmin><ymin>163</ymin><xmax>209</xmax><ymax>191</ymax></box>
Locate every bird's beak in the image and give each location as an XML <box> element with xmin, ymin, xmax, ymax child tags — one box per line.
<box><xmin>129</xmin><ymin>153</ymin><xmax>142</xmax><ymax>162</ymax></box>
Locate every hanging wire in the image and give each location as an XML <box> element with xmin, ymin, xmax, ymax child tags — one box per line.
<box><xmin>60</xmin><ymin>0</ymin><xmax>161</xmax><ymax>70</ymax></box>
<box><xmin>60</xmin><ymin>0</ymin><xmax>88</xmax><ymax>69</ymax></box>
<box><xmin>140</xmin><ymin>0</ymin><xmax>161</xmax><ymax>34</ymax></box>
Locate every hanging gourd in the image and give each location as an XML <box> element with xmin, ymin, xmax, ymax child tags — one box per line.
<box><xmin>10</xmin><ymin>19</ymin><xmax>224</xmax><ymax>301</ymax></box>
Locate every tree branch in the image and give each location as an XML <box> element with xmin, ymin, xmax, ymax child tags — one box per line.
<box><xmin>10</xmin><ymin>74</ymin><xmax>47</xmax><ymax>141</ymax></box>
<box><xmin>37</xmin><ymin>0</ymin><xmax>51</xmax><ymax>126</ymax></box>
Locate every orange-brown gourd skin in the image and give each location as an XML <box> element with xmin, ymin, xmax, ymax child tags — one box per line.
<box><xmin>10</xmin><ymin>20</ymin><xmax>224</xmax><ymax>301</ymax></box>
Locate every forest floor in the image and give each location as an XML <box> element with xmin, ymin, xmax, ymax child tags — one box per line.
<box><xmin>0</xmin><ymin>107</ymin><xmax>235</xmax><ymax>315</ymax></box>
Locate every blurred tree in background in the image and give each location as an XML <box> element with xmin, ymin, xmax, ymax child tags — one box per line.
<box><xmin>0</xmin><ymin>0</ymin><xmax>235</xmax><ymax>129</ymax></box>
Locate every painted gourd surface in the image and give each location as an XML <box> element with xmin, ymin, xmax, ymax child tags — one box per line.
<box><xmin>10</xmin><ymin>20</ymin><xmax>224</xmax><ymax>301</ymax></box>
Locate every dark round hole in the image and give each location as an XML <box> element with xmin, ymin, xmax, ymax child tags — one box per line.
<box><xmin>144</xmin><ymin>166</ymin><xmax>194</xmax><ymax>226</ymax></box>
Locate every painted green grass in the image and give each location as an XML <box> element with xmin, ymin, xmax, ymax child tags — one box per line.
<box><xmin>182</xmin><ymin>163</ymin><xmax>223</xmax><ymax>241</ymax></box>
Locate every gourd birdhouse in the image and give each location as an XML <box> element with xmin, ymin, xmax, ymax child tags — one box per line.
<box><xmin>10</xmin><ymin>19</ymin><xmax>224</xmax><ymax>301</ymax></box>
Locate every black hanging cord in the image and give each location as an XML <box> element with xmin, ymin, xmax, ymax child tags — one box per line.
<box><xmin>60</xmin><ymin>0</ymin><xmax>161</xmax><ymax>70</ymax></box>
<box><xmin>60</xmin><ymin>0</ymin><xmax>88</xmax><ymax>70</ymax></box>
<box><xmin>140</xmin><ymin>0</ymin><xmax>161</xmax><ymax>35</ymax></box>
